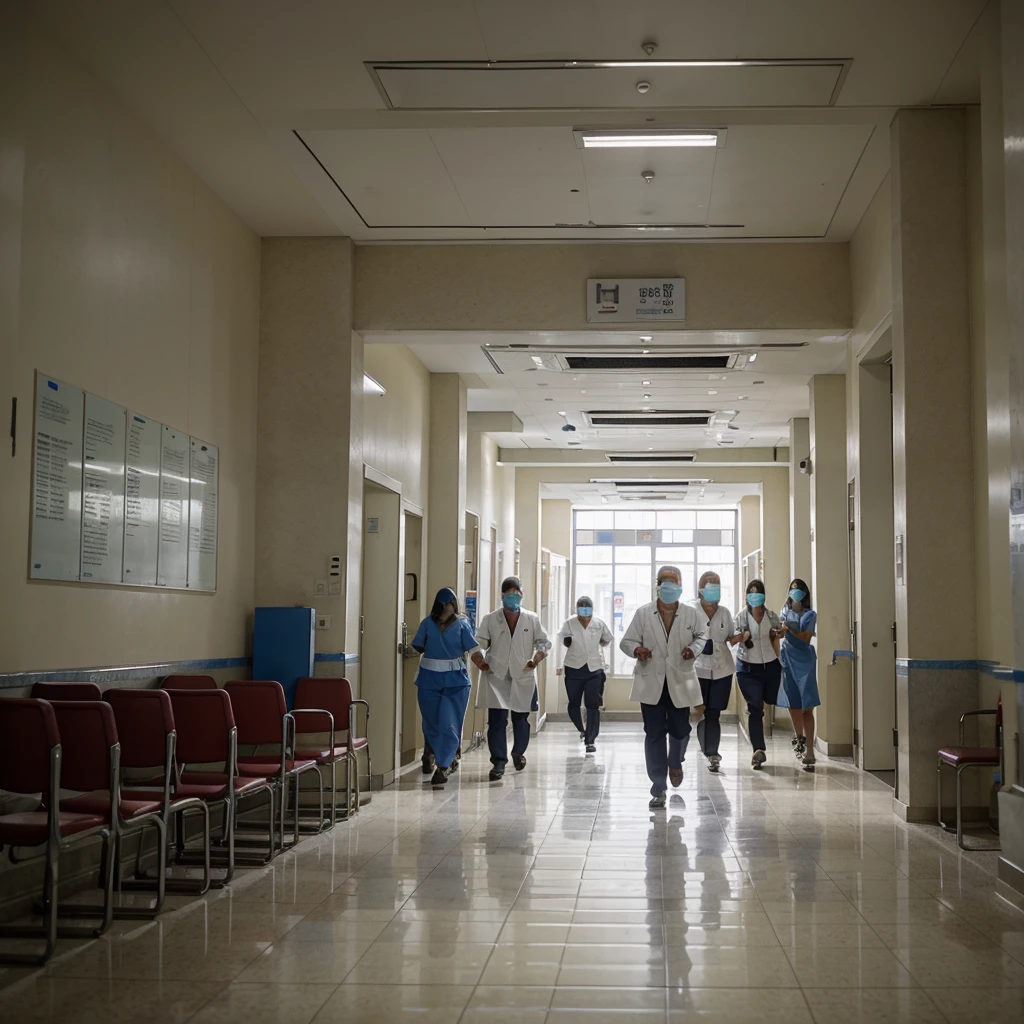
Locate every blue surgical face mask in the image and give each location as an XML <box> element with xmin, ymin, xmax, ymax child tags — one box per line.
<box><xmin>789</xmin><ymin>588</ymin><xmax>806</xmax><ymax>603</ymax></box>
<box><xmin>657</xmin><ymin>582</ymin><xmax>683</xmax><ymax>604</ymax></box>
<box><xmin>701</xmin><ymin>583</ymin><xmax>721</xmax><ymax>603</ymax></box>
<box><xmin>502</xmin><ymin>592</ymin><xmax>522</xmax><ymax>612</ymax></box>
<box><xmin>746</xmin><ymin>592</ymin><xmax>766</xmax><ymax>607</ymax></box>
<box><xmin>577</xmin><ymin>607</ymin><xmax>592</xmax><ymax>618</ymax></box>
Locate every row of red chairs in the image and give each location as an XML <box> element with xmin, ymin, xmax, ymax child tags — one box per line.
<box><xmin>0</xmin><ymin>676</ymin><xmax>369</xmax><ymax>966</ymax></box>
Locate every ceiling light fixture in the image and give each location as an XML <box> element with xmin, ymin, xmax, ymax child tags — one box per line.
<box><xmin>642</xmin><ymin>380</ymin><xmax>651</xmax><ymax>386</ymax></box>
<box><xmin>748</xmin><ymin>352</ymin><xmax>758</xmax><ymax>362</ymax></box>
<box><xmin>558</xmin><ymin>410</ymin><xmax>567</xmax><ymax>416</ymax></box>
<box><xmin>737</xmin><ymin>395</ymin><xmax>748</xmax><ymax>400</ymax></box>
<box><xmin>363</xmin><ymin>374</ymin><xmax>386</xmax><ymax>397</ymax></box>
<box><xmin>644</xmin><ymin>393</ymin><xmax>652</xmax><ymax>399</ymax></box>
<box><xmin>639</xmin><ymin>336</ymin><xmax>653</xmax><ymax>342</ymax></box>
<box><xmin>708</xmin><ymin>390</ymin><xmax>718</xmax><ymax>395</ymax></box>
<box><xmin>578</xmin><ymin>129</ymin><xmax>722</xmax><ymax>148</ymax></box>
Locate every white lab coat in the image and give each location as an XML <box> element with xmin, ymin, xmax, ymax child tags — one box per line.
<box><xmin>558</xmin><ymin>616</ymin><xmax>613</xmax><ymax>672</ymax></box>
<box><xmin>475</xmin><ymin>607</ymin><xmax>551</xmax><ymax>711</ymax></box>
<box><xmin>692</xmin><ymin>600</ymin><xmax>737</xmax><ymax>680</ymax></box>
<box><xmin>619</xmin><ymin>600</ymin><xmax>705</xmax><ymax>708</ymax></box>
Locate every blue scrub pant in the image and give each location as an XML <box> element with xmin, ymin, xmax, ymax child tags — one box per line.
<box><xmin>417</xmin><ymin>685</ymin><xmax>471</xmax><ymax>769</ymax></box>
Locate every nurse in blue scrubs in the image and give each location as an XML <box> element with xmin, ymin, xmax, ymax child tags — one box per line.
<box><xmin>777</xmin><ymin>578</ymin><xmax>820</xmax><ymax>768</ymax></box>
<box><xmin>411</xmin><ymin>587</ymin><xmax>478</xmax><ymax>786</ymax></box>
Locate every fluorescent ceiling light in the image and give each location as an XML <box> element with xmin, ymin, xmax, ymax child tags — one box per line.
<box><xmin>363</xmin><ymin>373</ymin><xmax>386</xmax><ymax>397</ymax></box>
<box><xmin>748</xmin><ymin>352</ymin><xmax>758</xmax><ymax>362</ymax></box>
<box><xmin>579</xmin><ymin>130</ymin><xmax>719</xmax><ymax>149</ymax></box>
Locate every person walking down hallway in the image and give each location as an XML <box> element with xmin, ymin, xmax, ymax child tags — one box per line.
<box><xmin>410</xmin><ymin>588</ymin><xmax>478</xmax><ymax>787</ymax></box>
<box><xmin>472</xmin><ymin>577</ymin><xmax>551</xmax><ymax>782</ymax></box>
<box><xmin>732</xmin><ymin>579</ymin><xmax>784</xmax><ymax>770</ymax></box>
<box><xmin>690</xmin><ymin>571</ymin><xmax>742</xmax><ymax>773</ymax></box>
<box><xmin>558</xmin><ymin>596</ymin><xmax>612</xmax><ymax>753</ymax></box>
<box><xmin>778</xmin><ymin>578</ymin><xmax>820</xmax><ymax>768</ymax></box>
<box><xmin>620</xmin><ymin>565</ymin><xmax>705</xmax><ymax>809</ymax></box>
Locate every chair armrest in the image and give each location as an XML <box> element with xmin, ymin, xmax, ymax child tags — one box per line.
<box><xmin>290</xmin><ymin>709</ymin><xmax>335</xmax><ymax>754</ymax></box>
<box><xmin>958</xmin><ymin>709</ymin><xmax>998</xmax><ymax>745</ymax></box>
<box><xmin>350</xmin><ymin>699</ymin><xmax>369</xmax><ymax>741</ymax></box>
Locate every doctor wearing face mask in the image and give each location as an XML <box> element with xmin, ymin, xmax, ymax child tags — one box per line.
<box><xmin>471</xmin><ymin>576</ymin><xmax>551</xmax><ymax>781</ymax></box>
<box><xmin>686</xmin><ymin>571</ymin><xmax>743</xmax><ymax>773</ymax></box>
<box><xmin>558</xmin><ymin>596</ymin><xmax>613</xmax><ymax>753</ymax></box>
<box><xmin>620</xmin><ymin>565</ymin><xmax>706</xmax><ymax>808</ymax></box>
<box><xmin>777</xmin><ymin>578</ymin><xmax>820</xmax><ymax>768</ymax></box>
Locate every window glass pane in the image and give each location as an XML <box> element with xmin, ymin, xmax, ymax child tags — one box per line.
<box><xmin>698</xmin><ymin>510</ymin><xmax>732</xmax><ymax>529</ymax></box>
<box><xmin>615</xmin><ymin>510</ymin><xmax>656</xmax><ymax>530</ymax></box>
<box><xmin>577</xmin><ymin>510</ymin><xmax>613</xmax><ymax>530</ymax></box>
<box><xmin>698</xmin><ymin>546</ymin><xmax>734</xmax><ymax>563</ymax></box>
<box><xmin>614</xmin><ymin>545</ymin><xmax>652</xmax><ymax>564</ymax></box>
<box><xmin>655</xmin><ymin>547</ymin><xmax>694</xmax><ymax>564</ymax></box>
<box><xmin>666</xmin><ymin>530</ymin><xmax>694</xmax><ymax>544</ymax></box>
<box><xmin>611</xmin><ymin>563</ymin><xmax>654</xmax><ymax>675</ymax></box>
<box><xmin>575</xmin><ymin>530</ymin><xmax>595</xmax><ymax>545</ymax></box>
<box><xmin>613</xmin><ymin>530</ymin><xmax>637</xmax><ymax>545</ymax></box>
<box><xmin>721</xmin><ymin>530</ymin><xmax>734</xmax><ymax>545</ymax></box>
<box><xmin>577</xmin><ymin>545</ymin><xmax>613</xmax><ymax>564</ymax></box>
<box><xmin>656</xmin><ymin>511</ymin><xmax>687</xmax><ymax>530</ymax></box>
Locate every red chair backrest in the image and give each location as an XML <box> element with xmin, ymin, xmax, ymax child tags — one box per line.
<box><xmin>294</xmin><ymin>678</ymin><xmax>353</xmax><ymax>730</ymax></box>
<box><xmin>162</xmin><ymin>674</ymin><xmax>217</xmax><ymax>690</ymax></box>
<box><xmin>223</xmin><ymin>680</ymin><xmax>287</xmax><ymax>746</ymax></box>
<box><xmin>50</xmin><ymin>701</ymin><xmax>118</xmax><ymax>793</ymax></box>
<box><xmin>106</xmin><ymin>689</ymin><xmax>174</xmax><ymax>771</ymax></box>
<box><xmin>31</xmin><ymin>682</ymin><xmax>102</xmax><ymax>701</ymax></box>
<box><xmin>0</xmin><ymin>698</ymin><xmax>60</xmax><ymax>795</ymax></box>
<box><xmin>166</xmin><ymin>689</ymin><xmax>234</xmax><ymax>763</ymax></box>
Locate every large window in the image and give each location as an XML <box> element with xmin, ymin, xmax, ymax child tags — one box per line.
<box><xmin>573</xmin><ymin>508</ymin><xmax>738</xmax><ymax>676</ymax></box>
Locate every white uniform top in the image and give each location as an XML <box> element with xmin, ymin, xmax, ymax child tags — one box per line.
<box><xmin>474</xmin><ymin>607</ymin><xmax>551</xmax><ymax>712</ymax></box>
<box><xmin>733</xmin><ymin>606</ymin><xmax>781</xmax><ymax>666</ymax></box>
<box><xmin>558</xmin><ymin>616</ymin><xmax>613</xmax><ymax>672</ymax></box>
<box><xmin>619</xmin><ymin>600</ymin><xmax>705</xmax><ymax>708</ymax></box>
<box><xmin>692</xmin><ymin>600</ymin><xmax>737</xmax><ymax>680</ymax></box>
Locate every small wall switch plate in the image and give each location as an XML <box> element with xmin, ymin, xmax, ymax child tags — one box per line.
<box><xmin>314</xmin><ymin>579</ymin><xmax>327</xmax><ymax>597</ymax></box>
<box><xmin>316</xmin><ymin>615</ymin><xmax>332</xmax><ymax>631</ymax></box>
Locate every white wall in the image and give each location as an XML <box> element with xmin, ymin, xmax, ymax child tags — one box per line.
<box><xmin>0</xmin><ymin>14</ymin><xmax>260</xmax><ymax>674</ymax></box>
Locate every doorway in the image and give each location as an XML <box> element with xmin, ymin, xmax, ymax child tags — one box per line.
<box><xmin>361</xmin><ymin>478</ymin><xmax>404</xmax><ymax>788</ymax></box>
<box><xmin>400</xmin><ymin>510</ymin><xmax>424</xmax><ymax>768</ymax></box>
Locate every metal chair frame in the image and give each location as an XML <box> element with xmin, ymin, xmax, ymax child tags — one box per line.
<box><xmin>937</xmin><ymin>708</ymin><xmax>1001</xmax><ymax>852</ymax></box>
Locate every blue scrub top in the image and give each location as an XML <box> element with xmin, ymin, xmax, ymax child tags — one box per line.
<box><xmin>412</xmin><ymin>615</ymin><xmax>477</xmax><ymax>690</ymax></box>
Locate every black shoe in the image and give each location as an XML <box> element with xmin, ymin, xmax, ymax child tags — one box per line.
<box><xmin>431</xmin><ymin>766</ymin><xmax>449</xmax><ymax>786</ymax></box>
<box><xmin>649</xmin><ymin>793</ymin><xmax>666</xmax><ymax>809</ymax></box>
<box><xmin>585</xmin><ymin>743</ymin><xmax>596</xmax><ymax>753</ymax></box>
<box><xmin>449</xmin><ymin>756</ymin><xmax>460</xmax><ymax>774</ymax></box>
<box><xmin>421</xmin><ymin>757</ymin><xmax>435</xmax><ymax>775</ymax></box>
<box><xmin>513</xmin><ymin>755</ymin><xmax>527</xmax><ymax>772</ymax></box>
<box><xmin>488</xmin><ymin>765</ymin><xmax>505</xmax><ymax>781</ymax></box>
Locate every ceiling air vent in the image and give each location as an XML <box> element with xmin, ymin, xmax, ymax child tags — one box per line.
<box><xmin>585</xmin><ymin>410</ymin><xmax>714</xmax><ymax>427</ymax></box>
<box><xmin>565</xmin><ymin>354</ymin><xmax>731</xmax><ymax>370</ymax></box>
<box><xmin>606</xmin><ymin>452</ymin><xmax>696</xmax><ymax>464</ymax></box>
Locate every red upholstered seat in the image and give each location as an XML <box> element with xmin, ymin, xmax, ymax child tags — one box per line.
<box><xmin>937</xmin><ymin>746</ymin><xmax>999</xmax><ymax>767</ymax></box>
<box><xmin>236</xmin><ymin>756</ymin><xmax>317</xmax><ymax>777</ymax></box>
<box><xmin>59</xmin><ymin>791</ymin><xmax>163</xmax><ymax>820</ymax></box>
<box><xmin>296</xmin><ymin>745</ymin><xmax>350</xmax><ymax>763</ymax></box>
<box><xmin>0</xmin><ymin>810</ymin><xmax>105</xmax><ymax>846</ymax></box>
<box><xmin>177</xmin><ymin>771</ymin><xmax>277</xmax><ymax>796</ymax></box>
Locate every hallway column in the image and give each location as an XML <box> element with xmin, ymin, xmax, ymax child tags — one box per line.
<box><xmin>426</xmin><ymin>373</ymin><xmax>467</xmax><ymax>602</ymax></box>
<box><xmin>809</xmin><ymin>375</ymin><xmax>851</xmax><ymax>754</ymax></box>
<box><xmin>759</xmin><ymin>466</ymin><xmax>791</xmax><ymax>611</ymax></box>
<box><xmin>890</xmin><ymin>108</ymin><xmax>977</xmax><ymax>818</ymax></box>
<box><xmin>256</xmin><ymin>238</ymin><xmax>364</xmax><ymax>687</ymax></box>
<box><xmin>999</xmin><ymin>0</ymin><xmax>1024</xmax><ymax>891</ymax></box>
<box><xmin>788</xmin><ymin>417</ymin><xmax>812</xmax><ymax>583</ymax></box>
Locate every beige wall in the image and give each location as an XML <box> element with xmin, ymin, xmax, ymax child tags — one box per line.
<box><xmin>541</xmin><ymin>499</ymin><xmax>573</xmax><ymax>560</ymax></box>
<box><xmin>355</xmin><ymin>243</ymin><xmax>851</xmax><ymax>332</ymax></box>
<box><xmin>738</xmin><ymin>495</ymin><xmax>761</xmax><ymax>567</ymax></box>
<box><xmin>788</xmin><ymin>418</ymin><xmax>812</xmax><ymax>583</ymax></box>
<box><xmin>0</xmin><ymin>16</ymin><xmax>260</xmax><ymax>674</ymax></box>
<box><xmin>363</xmin><ymin>344</ymin><xmax>431</xmax><ymax>511</ymax></box>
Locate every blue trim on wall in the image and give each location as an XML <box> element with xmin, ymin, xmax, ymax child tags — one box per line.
<box><xmin>0</xmin><ymin>656</ymin><xmax>250</xmax><ymax>691</ymax></box>
<box><xmin>314</xmin><ymin>652</ymin><xmax>352</xmax><ymax>663</ymax></box>
<box><xmin>894</xmin><ymin>657</ymin><xmax>1024</xmax><ymax>683</ymax></box>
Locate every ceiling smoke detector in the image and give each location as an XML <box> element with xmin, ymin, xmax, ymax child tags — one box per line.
<box><xmin>641</xmin><ymin>169</ymin><xmax>655</xmax><ymax>184</ymax></box>
<box><xmin>636</xmin><ymin>81</ymin><xmax>651</xmax><ymax>94</ymax></box>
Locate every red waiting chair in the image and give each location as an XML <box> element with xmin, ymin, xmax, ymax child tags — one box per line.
<box><xmin>293</xmin><ymin>677</ymin><xmax>366</xmax><ymax>823</ymax></box>
<box><xmin>161</xmin><ymin>674</ymin><xmax>217</xmax><ymax>690</ymax></box>
<box><xmin>48</xmin><ymin>701</ymin><xmax>168</xmax><ymax>923</ymax></box>
<box><xmin>31</xmin><ymin>682</ymin><xmax>102</xmax><ymax>701</ymax></box>
<box><xmin>224</xmin><ymin>680</ymin><xmax>324</xmax><ymax>849</ymax></box>
<box><xmin>106</xmin><ymin>689</ymin><xmax>211</xmax><ymax>895</ymax></box>
<box><xmin>0</xmin><ymin>699</ymin><xmax>109</xmax><ymax>965</ymax></box>
<box><xmin>937</xmin><ymin>706</ymin><xmax>1002</xmax><ymax>851</ymax></box>
<box><xmin>165</xmin><ymin>688</ymin><xmax>276</xmax><ymax>877</ymax></box>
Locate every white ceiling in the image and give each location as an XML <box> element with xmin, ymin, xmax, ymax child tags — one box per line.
<box><xmin>368</xmin><ymin>329</ymin><xmax>847</xmax><ymax>450</ymax></box>
<box><xmin>31</xmin><ymin>0</ymin><xmax>988</xmax><ymax>240</ymax></box>
<box><xmin>541</xmin><ymin>480</ymin><xmax>760</xmax><ymax>508</ymax></box>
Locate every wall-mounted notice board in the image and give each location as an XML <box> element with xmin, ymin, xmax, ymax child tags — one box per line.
<box><xmin>30</xmin><ymin>371</ymin><xmax>219</xmax><ymax>592</ymax></box>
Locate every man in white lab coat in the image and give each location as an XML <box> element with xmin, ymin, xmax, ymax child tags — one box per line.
<box><xmin>620</xmin><ymin>565</ymin><xmax>706</xmax><ymax>808</ymax></box>
<box><xmin>557</xmin><ymin>595</ymin><xmax>613</xmax><ymax>752</ymax></box>
<box><xmin>472</xmin><ymin>576</ymin><xmax>552</xmax><ymax>781</ymax></box>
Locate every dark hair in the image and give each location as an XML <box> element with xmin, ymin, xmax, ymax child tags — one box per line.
<box><xmin>576</xmin><ymin>595</ymin><xmax>593</xmax><ymax>609</ymax></box>
<box><xmin>786</xmin><ymin>578</ymin><xmax>812</xmax><ymax>609</ymax></box>
<box><xmin>501</xmin><ymin>576</ymin><xmax>522</xmax><ymax>594</ymax></box>
<box><xmin>745</xmin><ymin>578</ymin><xmax>766</xmax><ymax>595</ymax></box>
<box><xmin>430</xmin><ymin>593</ymin><xmax>460</xmax><ymax>623</ymax></box>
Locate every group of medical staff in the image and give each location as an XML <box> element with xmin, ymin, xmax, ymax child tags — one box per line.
<box><xmin>411</xmin><ymin>567</ymin><xmax>818</xmax><ymax>805</ymax></box>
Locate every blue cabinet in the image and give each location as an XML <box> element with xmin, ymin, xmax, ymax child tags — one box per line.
<box><xmin>252</xmin><ymin>607</ymin><xmax>315</xmax><ymax>708</ymax></box>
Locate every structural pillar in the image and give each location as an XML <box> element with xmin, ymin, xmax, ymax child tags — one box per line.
<box><xmin>890</xmin><ymin>108</ymin><xmax>977</xmax><ymax>818</ymax></box>
<box><xmin>426</xmin><ymin>373</ymin><xmax>467</xmax><ymax>603</ymax></box>
<box><xmin>255</xmin><ymin>238</ymin><xmax>363</xmax><ymax>688</ymax></box>
<box><xmin>788</xmin><ymin>417</ymin><xmax>812</xmax><ymax>583</ymax></box>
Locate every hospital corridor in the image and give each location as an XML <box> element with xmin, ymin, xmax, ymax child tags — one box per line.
<box><xmin>2</xmin><ymin>1</ymin><xmax>1024</xmax><ymax>1021</ymax></box>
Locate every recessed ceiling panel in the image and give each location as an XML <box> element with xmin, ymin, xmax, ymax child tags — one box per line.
<box><xmin>371</xmin><ymin>62</ymin><xmax>846</xmax><ymax>109</ymax></box>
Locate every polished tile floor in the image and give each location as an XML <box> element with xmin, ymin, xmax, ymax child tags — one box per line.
<box><xmin>2</xmin><ymin>721</ymin><xmax>1024</xmax><ymax>1022</ymax></box>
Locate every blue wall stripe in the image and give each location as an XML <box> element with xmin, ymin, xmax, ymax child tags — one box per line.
<box><xmin>894</xmin><ymin>658</ymin><xmax>1024</xmax><ymax>683</ymax></box>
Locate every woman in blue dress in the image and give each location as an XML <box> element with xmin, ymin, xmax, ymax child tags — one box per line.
<box><xmin>777</xmin><ymin>577</ymin><xmax>820</xmax><ymax>768</ymax></box>
<box><xmin>411</xmin><ymin>587</ymin><xmax>478</xmax><ymax>786</ymax></box>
